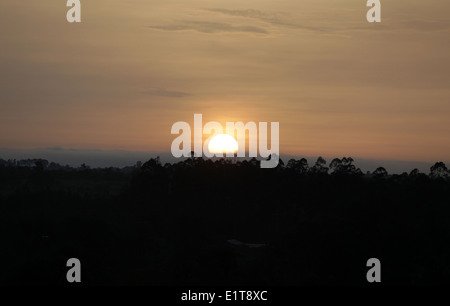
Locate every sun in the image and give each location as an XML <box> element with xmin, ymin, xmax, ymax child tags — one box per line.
<box><xmin>208</xmin><ymin>134</ymin><xmax>239</xmax><ymax>155</ymax></box>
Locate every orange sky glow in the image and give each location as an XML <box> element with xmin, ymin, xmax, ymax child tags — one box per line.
<box><xmin>1</xmin><ymin>0</ymin><xmax>450</xmax><ymax>163</ymax></box>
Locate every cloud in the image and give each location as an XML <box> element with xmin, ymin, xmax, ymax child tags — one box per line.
<box><xmin>204</xmin><ymin>8</ymin><xmax>450</xmax><ymax>34</ymax></box>
<box><xmin>45</xmin><ymin>146</ymin><xmax>64</xmax><ymax>151</ymax></box>
<box><xmin>398</xmin><ymin>19</ymin><xmax>450</xmax><ymax>32</ymax></box>
<box><xmin>141</xmin><ymin>88</ymin><xmax>192</xmax><ymax>98</ymax></box>
<box><xmin>148</xmin><ymin>20</ymin><xmax>268</xmax><ymax>34</ymax></box>
<box><xmin>339</xmin><ymin>18</ymin><xmax>450</xmax><ymax>33</ymax></box>
<box><xmin>204</xmin><ymin>8</ymin><xmax>329</xmax><ymax>33</ymax></box>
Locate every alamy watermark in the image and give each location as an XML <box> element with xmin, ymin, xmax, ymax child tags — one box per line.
<box><xmin>171</xmin><ymin>114</ymin><xmax>280</xmax><ymax>168</ymax></box>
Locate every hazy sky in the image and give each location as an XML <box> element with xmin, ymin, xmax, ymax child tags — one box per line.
<box><xmin>1</xmin><ymin>0</ymin><xmax>450</xmax><ymax>162</ymax></box>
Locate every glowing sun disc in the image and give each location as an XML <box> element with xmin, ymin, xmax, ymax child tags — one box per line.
<box><xmin>208</xmin><ymin>134</ymin><xmax>238</xmax><ymax>154</ymax></box>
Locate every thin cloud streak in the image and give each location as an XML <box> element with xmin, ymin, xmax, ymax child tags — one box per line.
<box><xmin>204</xmin><ymin>8</ymin><xmax>330</xmax><ymax>33</ymax></box>
<box><xmin>140</xmin><ymin>88</ymin><xmax>192</xmax><ymax>98</ymax></box>
<box><xmin>148</xmin><ymin>21</ymin><xmax>268</xmax><ymax>35</ymax></box>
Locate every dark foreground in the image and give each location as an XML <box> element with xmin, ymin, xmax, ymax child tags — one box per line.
<box><xmin>1</xmin><ymin>157</ymin><xmax>449</xmax><ymax>285</ymax></box>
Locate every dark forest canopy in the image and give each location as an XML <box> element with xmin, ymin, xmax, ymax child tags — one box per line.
<box><xmin>1</xmin><ymin>156</ymin><xmax>449</xmax><ymax>179</ymax></box>
<box><xmin>0</xmin><ymin>156</ymin><xmax>450</xmax><ymax>285</ymax></box>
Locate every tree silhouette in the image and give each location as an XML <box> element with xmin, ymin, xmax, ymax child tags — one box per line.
<box><xmin>409</xmin><ymin>168</ymin><xmax>420</xmax><ymax>177</ymax></box>
<box><xmin>430</xmin><ymin>162</ymin><xmax>449</xmax><ymax>179</ymax></box>
<box><xmin>286</xmin><ymin>158</ymin><xmax>309</xmax><ymax>174</ymax></box>
<box><xmin>329</xmin><ymin>157</ymin><xmax>360</xmax><ymax>175</ymax></box>
<box><xmin>310</xmin><ymin>156</ymin><xmax>328</xmax><ymax>174</ymax></box>
<box><xmin>373</xmin><ymin>167</ymin><xmax>388</xmax><ymax>178</ymax></box>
